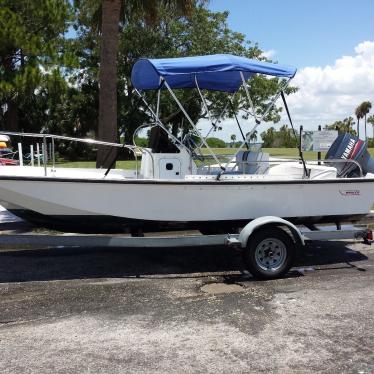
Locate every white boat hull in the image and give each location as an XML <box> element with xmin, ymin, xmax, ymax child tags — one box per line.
<box><xmin>0</xmin><ymin>171</ymin><xmax>374</xmax><ymax>232</ymax></box>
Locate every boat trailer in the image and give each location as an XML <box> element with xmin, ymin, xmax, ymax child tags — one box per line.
<box><xmin>0</xmin><ymin>216</ymin><xmax>372</xmax><ymax>280</ymax></box>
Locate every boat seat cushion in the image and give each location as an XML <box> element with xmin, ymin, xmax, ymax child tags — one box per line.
<box><xmin>236</xmin><ymin>151</ymin><xmax>269</xmax><ymax>174</ymax></box>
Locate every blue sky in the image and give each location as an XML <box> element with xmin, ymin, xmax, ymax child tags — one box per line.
<box><xmin>209</xmin><ymin>0</ymin><xmax>374</xmax><ymax>68</ymax></box>
<box><xmin>202</xmin><ymin>0</ymin><xmax>374</xmax><ymax>139</ymax></box>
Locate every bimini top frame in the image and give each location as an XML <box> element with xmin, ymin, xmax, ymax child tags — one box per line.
<box><xmin>131</xmin><ymin>54</ymin><xmax>297</xmax><ymax>176</ymax></box>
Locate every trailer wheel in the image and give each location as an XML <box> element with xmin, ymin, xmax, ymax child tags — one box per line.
<box><xmin>243</xmin><ymin>227</ymin><xmax>295</xmax><ymax>280</ymax></box>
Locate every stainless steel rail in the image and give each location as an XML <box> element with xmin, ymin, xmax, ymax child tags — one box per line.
<box><xmin>0</xmin><ymin>131</ymin><xmax>155</xmax><ymax>178</ymax></box>
<box><xmin>0</xmin><ymin>131</ymin><xmax>366</xmax><ymax>180</ymax></box>
<box><xmin>197</xmin><ymin>156</ymin><xmax>364</xmax><ymax>178</ymax></box>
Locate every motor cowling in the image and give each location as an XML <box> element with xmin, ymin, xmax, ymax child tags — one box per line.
<box><xmin>325</xmin><ymin>133</ymin><xmax>374</xmax><ymax>177</ymax></box>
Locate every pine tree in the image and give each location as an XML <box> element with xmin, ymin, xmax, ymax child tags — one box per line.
<box><xmin>0</xmin><ymin>0</ymin><xmax>73</xmax><ymax>131</ymax></box>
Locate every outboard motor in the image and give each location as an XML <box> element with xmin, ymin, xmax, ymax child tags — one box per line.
<box><xmin>325</xmin><ymin>133</ymin><xmax>374</xmax><ymax>177</ymax></box>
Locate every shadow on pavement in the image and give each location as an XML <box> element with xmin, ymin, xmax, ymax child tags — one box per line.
<box><xmin>0</xmin><ymin>240</ymin><xmax>369</xmax><ymax>283</ymax></box>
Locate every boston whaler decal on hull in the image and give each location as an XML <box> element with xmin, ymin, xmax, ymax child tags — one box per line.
<box><xmin>339</xmin><ymin>190</ymin><xmax>361</xmax><ymax>196</ymax></box>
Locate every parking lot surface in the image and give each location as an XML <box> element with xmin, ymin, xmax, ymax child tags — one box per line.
<box><xmin>0</xmin><ymin>234</ymin><xmax>373</xmax><ymax>374</ymax></box>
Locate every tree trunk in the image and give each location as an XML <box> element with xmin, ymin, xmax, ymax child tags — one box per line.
<box><xmin>357</xmin><ymin>118</ymin><xmax>360</xmax><ymax>138</ymax></box>
<box><xmin>364</xmin><ymin>114</ymin><xmax>367</xmax><ymax>140</ymax></box>
<box><xmin>5</xmin><ymin>100</ymin><xmax>18</xmax><ymax>132</ymax></box>
<box><xmin>96</xmin><ymin>0</ymin><xmax>122</xmax><ymax>168</ymax></box>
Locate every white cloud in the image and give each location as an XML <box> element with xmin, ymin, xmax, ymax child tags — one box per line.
<box><xmin>286</xmin><ymin>40</ymin><xmax>374</xmax><ymax>133</ymax></box>
<box><xmin>262</xmin><ymin>49</ymin><xmax>276</xmax><ymax>59</ymax></box>
<box><xmin>198</xmin><ymin>41</ymin><xmax>374</xmax><ymax>141</ymax></box>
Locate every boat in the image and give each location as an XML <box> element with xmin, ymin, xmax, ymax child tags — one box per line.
<box><xmin>0</xmin><ymin>54</ymin><xmax>374</xmax><ymax>234</ymax></box>
<box><xmin>0</xmin><ymin>135</ymin><xmax>19</xmax><ymax>166</ymax></box>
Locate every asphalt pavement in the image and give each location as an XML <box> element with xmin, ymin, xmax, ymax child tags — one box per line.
<box><xmin>0</xmin><ymin>209</ymin><xmax>373</xmax><ymax>373</ymax></box>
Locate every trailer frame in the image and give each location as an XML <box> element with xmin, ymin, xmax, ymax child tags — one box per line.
<box><xmin>0</xmin><ymin>216</ymin><xmax>372</xmax><ymax>279</ymax></box>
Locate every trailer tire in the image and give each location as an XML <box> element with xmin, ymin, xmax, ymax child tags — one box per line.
<box><xmin>243</xmin><ymin>227</ymin><xmax>295</xmax><ymax>280</ymax></box>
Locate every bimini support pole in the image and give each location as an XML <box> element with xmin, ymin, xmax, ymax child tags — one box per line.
<box><xmin>163</xmin><ymin>79</ymin><xmax>225</xmax><ymax>176</ymax></box>
<box><xmin>195</xmin><ymin>76</ymin><xmax>214</xmax><ymax>126</ymax></box>
<box><xmin>229</xmin><ymin>99</ymin><xmax>249</xmax><ymax>150</ymax></box>
<box><xmin>240</xmin><ymin>71</ymin><xmax>259</xmax><ymax>124</ymax></box>
<box><xmin>156</xmin><ymin>77</ymin><xmax>161</xmax><ymax>118</ymax></box>
<box><xmin>133</xmin><ymin>87</ymin><xmax>187</xmax><ymax>151</ymax></box>
<box><xmin>197</xmin><ymin>96</ymin><xmax>231</xmax><ymax>149</ymax></box>
<box><xmin>280</xmin><ymin>90</ymin><xmax>309</xmax><ymax>178</ymax></box>
<box><xmin>194</xmin><ymin>75</ymin><xmax>232</xmax><ymax>149</ymax></box>
<box><xmin>224</xmin><ymin>76</ymin><xmax>291</xmax><ymax>171</ymax></box>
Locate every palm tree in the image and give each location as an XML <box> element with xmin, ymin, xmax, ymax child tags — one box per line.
<box><xmin>97</xmin><ymin>0</ymin><xmax>122</xmax><ymax>168</ymax></box>
<box><xmin>230</xmin><ymin>134</ymin><xmax>236</xmax><ymax>147</ymax></box>
<box><xmin>368</xmin><ymin>115</ymin><xmax>374</xmax><ymax>138</ymax></box>
<box><xmin>360</xmin><ymin>101</ymin><xmax>372</xmax><ymax>139</ymax></box>
<box><xmin>324</xmin><ymin>117</ymin><xmax>357</xmax><ymax>135</ymax></box>
<box><xmin>355</xmin><ymin>105</ymin><xmax>363</xmax><ymax>138</ymax></box>
<box><xmin>346</xmin><ymin>116</ymin><xmax>356</xmax><ymax>135</ymax></box>
<box><xmin>248</xmin><ymin>130</ymin><xmax>258</xmax><ymax>142</ymax></box>
<box><xmin>97</xmin><ymin>0</ymin><xmax>195</xmax><ymax>168</ymax></box>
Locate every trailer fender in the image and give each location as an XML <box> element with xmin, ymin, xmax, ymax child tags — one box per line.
<box><xmin>238</xmin><ymin>216</ymin><xmax>305</xmax><ymax>248</ymax></box>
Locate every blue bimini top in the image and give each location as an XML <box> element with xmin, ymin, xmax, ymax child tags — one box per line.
<box><xmin>131</xmin><ymin>54</ymin><xmax>296</xmax><ymax>93</ymax></box>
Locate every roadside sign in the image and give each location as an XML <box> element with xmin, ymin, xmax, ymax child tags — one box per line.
<box><xmin>301</xmin><ymin>130</ymin><xmax>338</xmax><ymax>152</ymax></box>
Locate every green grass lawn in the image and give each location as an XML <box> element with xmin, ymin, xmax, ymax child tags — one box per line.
<box><xmin>56</xmin><ymin>160</ymin><xmax>138</xmax><ymax>169</ymax></box>
<box><xmin>56</xmin><ymin>148</ymin><xmax>374</xmax><ymax>169</ymax></box>
<box><xmin>204</xmin><ymin>147</ymin><xmax>322</xmax><ymax>160</ymax></box>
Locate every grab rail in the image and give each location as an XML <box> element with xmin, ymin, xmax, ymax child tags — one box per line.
<box><xmin>0</xmin><ymin>131</ymin><xmax>155</xmax><ymax>178</ymax></box>
<box><xmin>132</xmin><ymin>123</ymin><xmax>156</xmax><ymax>148</ymax></box>
<box><xmin>322</xmin><ymin>158</ymin><xmax>363</xmax><ymax>177</ymax></box>
<box><xmin>0</xmin><ymin>131</ymin><xmax>365</xmax><ymax>180</ymax></box>
<box><xmin>198</xmin><ymin>157</ymin><xmax>364</xmax><ymax>178</ymax></box>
